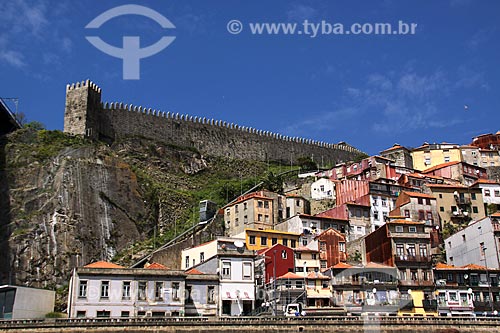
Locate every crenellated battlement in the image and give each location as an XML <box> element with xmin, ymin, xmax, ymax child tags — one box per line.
<box><xmin>64</xmin><ymin>80</ymin><xmax>364</xmax><ymax>162</ymax></box>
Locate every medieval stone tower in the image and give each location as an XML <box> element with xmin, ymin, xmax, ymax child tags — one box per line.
<box><xmin>63</xmin><ymin>80</ymin><xmax>365</xmax><ymax>164</ymax></box>
<box><xmin>64</xmin><ymin>80</ymin><xmax>102</xmax><ymax>140</ymax></box>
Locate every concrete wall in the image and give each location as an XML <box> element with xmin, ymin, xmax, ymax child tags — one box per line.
<box><xmin>64</xmin><ymin>81</ymin><xmax>364</xmax><ymax>164</ymax></box>
<box><xmin>11</xmin><ymin>287</ymin><xmax>55</xmax><ymax>319</ymax></box>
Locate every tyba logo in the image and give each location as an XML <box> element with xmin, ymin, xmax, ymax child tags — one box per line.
<box><xmin>85</xmin><ymin>4</ymin><xmax>176</xmax><ymax>80</ymax></box>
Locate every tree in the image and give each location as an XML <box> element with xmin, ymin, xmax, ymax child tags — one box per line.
<box><xmin>297</xmin><ymin>157</ymin><xmax>318</xmax><ymax>171</ymax></box>
<box><xmin>261</xmin><ymin>171</ymin><xmax>283</xmax><ymax>193</ymax></box>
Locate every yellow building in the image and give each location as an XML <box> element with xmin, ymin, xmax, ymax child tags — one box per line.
<box><xmin>425</xmin><ymin>184</ymin><xmax>485</xmax><ymax>228</ymax></box>
<box><xmin>242</xmin><ymin>228</ymin><xmax>300</xmax><ymax>251</ymax></box>
<box><xmin>397</xmin><ymin>289</ymin><xmax>437</xmax><ymax>317</ymax></box>
<box><xmin>224</xmin><ymin>192</ymin><xmax>274</xmax><ymax>237</ymax></box>
<box><xmin>411</xmin><ymin>143</ymin><xmax>462</xmax><ymax>171</ymax></box>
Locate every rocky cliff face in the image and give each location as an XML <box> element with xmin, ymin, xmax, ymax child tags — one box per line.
<box><xmin>0</xmin><ymin>128</ymin><xmax>268</xmax><ymax>309</ymax></box>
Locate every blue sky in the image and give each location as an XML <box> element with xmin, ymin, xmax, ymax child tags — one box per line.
<box><xmin>0</xmin><ymin>0</ymin><xmax>499</xmax><ymax>155</ymax></box>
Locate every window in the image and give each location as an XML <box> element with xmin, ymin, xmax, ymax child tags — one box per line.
<box><xmin>419</xmin><ymin>244</ymin><xmax>427</xmax><ymax>257</ymax></box>
<box><xmin>100</xmin><ymin>281</ymin><xmax>109</xmax><ymax>299</ymax></box>
<box><xmin>185</xmin><ymin>286</ymin><xmax>193</xmax><ymax>304</ymax></box>
<box><xmin>439</xmin><ymin>194</ymin><xmax>443</xmax><ymax>199</ymax></box>
<box><xmin>404</xmin><ymin>210</ymin><xmax>410</xmax><ymax>218</ymax></box>
<box><xmin>207</xmin><ymin>286</ymin><xmax>215</xmax><ymax>303</ymax></box>
<box><xmin>399</xmin><ymin>269</ymin><xmax>407</xmax><ymax>280</ymax></box>
<box><xmin>339</xmin><ymin>242</ymin><xmax>345</xmax><ymax>252</ymax></box>
<box><xmin>373</xmin><ymin>198</ymin><xmax>378</xmax><ymax>206</ymax></box>
<box><xmin>426</xmin><ymin>211</ymin><xmax>433</xmax><ymax>221</ymax></box>
<box><xmin>281</xmin><ymin>250</ymin><xmax>287</xmax><ymax>259</ymax></box>
<box><xmin>282</xmin><ymin>238</ymin><xmax>288</xmax><ymax>247</ymax></box>
<box><xmin>222</xmin><ymin>262</ymin><xmax>231</xmax><ymax>279</ymax></box>
<box><xmin>296</xmin><ymin>199</ymin><xmax>301</xmax><ymax>207</ymax></box>
<box><xmin>290</xmin><ymin>240</ymin><xmax>296</xmax><ymax>248</ymax></box>
<box><xmin>258</xmin><ymin>214</ymin><xmax>263</xmax><ymax>222</ymax></box>
<box><xmin>235</xmin><ymin>217</ymin><xmax>239</xmax><ymax>226</ymax></box>
<box><xmin>235</xmin><ymin>204</ymin><xmax>239</xmax><ymax>213</ymax></box>
<box><xmin>418</xmin><ymin>210</ymin><xmax>425</xmax><ymax>220</ymax></box>
<box><xmin>295</xmin><ymin>252</ymin><xmax>302</xmax><ymax>259</ymax></box>
<box><xmin>495</xmin><ymin>190</ymin><xmax>500</xmax><ymax>197</ymax></box>
<box><xmin>264</xmin><ymin>201</ymin><xmax>269</xmax><ymax>209</ymax></box>
<box><xmin>122</xmin><ymin>281</ymin><xmax>131</xmax><ymax>300</ymax></box>
<box><xmin>396</xmin><ymin>244</ymin><xmax>405</xmax><ymax>257</ymax></box>
<box><xmin>311</xmin><ymin>253</ymin><xmax>317</xmax><ymax>260</ymax></box>
<box><xmin>243</xmin><ymin>202</ymin><xmax>247</xmax><ymax>210</ymax></box>
<box><xmin>258</xmin><ymin>201</ymin><xmax>263</xmax><ymax>208</ymax></box>
<box><xmin>320</xmin><ymin>260</ymin><xmax>327</xmax><ymax>269</ymax></box>
<box><xmin>78</xmin><ymin>281</ymin><xmax>87</xmax><ymax>298</ymax></box>
<box><xmin>395</xmin><ymin>226</ymin><xmax>403</xmax><ymax>233</ymax></box>
<box><xmin>319</xmin><ymin>242</ymin><xmax>326</xmax><ymax>251</ymax></box>
<box><xmin>424</xmin><ymin>157</ymin><xmax>431</xmax><ymax>165</ymax></box>
<box><xmin>285</xmin><ymin>280</ymin><xmax>292</xmax><ymax>289</ymax></box>
<box><xmin>473</xmin><ymin>206</ymin><xmax>479</xmax><ymax>214</ymax></box>
<box><xmin>444</xmin><ymin>156</ymin><xmax>450</xmax><ymax>163</ymax></box>
<box><xmin>462</xmin><ymin>234</ymin><xmax>466</xmax><ymax>242</ymax></box>
<box><xmin>471</xmin><ymin>193</ymin><xmax>476</xmax><ymax>200</ymax></box>
<box><xmin>249</xmin><ymin>235</ymin><xmax>256</xmax><ymax>245</ymax></box>
<box><xmin>440</xmin><ymin>206</ymin><xmax>444</xmax><ymax>212</ymax></box>
<box><xmin>271</xmin><ymin>237</ymin><xmax>277</xmax><ymax>245</ymax></box>
<box><xmin>260</xmin><ymin>236</ymin><xmax>267</xmax><ymax>246</ymax></box>
<box><xmin>451</xmin><ymin>206</ymin><xmax>457</xmax><ymax>213</ymax></box>
<box><xmin>411</xmin><ymin>270</ymin><xmax>418</xmax><ymax>281</ymax></box>
<box><xmin>138</xmin><ymin>281</ymin><xmax>147</xmax><ymax>300</ymax></box>
<box><xmin>296</xmin><ymin>281</ymin><xmax>303</xmax><ymax>288</ymax></box>
<box><xmin>373</xmin><ymin>212</ymin><xmax>379</xmax><ymax>220</ymax></box>
<box><xmin>407</xmin><ymin>244</ymin><xmax>416</xmax><ymax>257</ymax></box>
<box><xmin>381</xmin><ymin>198</ymin><xmax>387</xmax><ymax>207</ymax></box>
<box><xmin>121</xmin><ymin>311</ymin><xmax>130</xmax><ymax>317</ymax></box>
<box><xmin>265</xmin><ymin>215</ymin><xmax>270</xmax><ymax>222</ymax></box>
<box><xmin>200</xmin><ymin>252</ymin><xmax>205</xmax><ymax>262</ymax></box>
<box><xmin>485</xmin><ymin>189</ymin><xmax>491</xmax><ymax>197</ymax></box>
<box><xmin>243</xmin><ymin>262</ymin><xmax>252</xmax><ymax>280</ymax></box>
<box><xmin>302</xmin><ymin>238</ymin><xmax>308</xmax><ymax>246</ymax></box>
<box><xmin>172</xmin><ymin>282</ymin><xmax>180</xmax><ymax>301</ymax></box>
<box><xmin>96</xmin><ymin>310</ymin><xmax>110</xmax><ymax>318</ymax></box>
<box><xmin>155</xmin><ymin>282</ymin><xmax>163</xmax><ymax>300</ymax></box>
<box><xmin>185</xmin><ymin>256</ymin><xmax>190</xmax><ymax>268</ymax></box>
<box><xmin>409</xmin><ymin>226</ymin><xmax>417</xmax><ymax>233</ymax></box>
<box><xmin>76</xmin><ymin>311</ymin><xmax>86</xmax><ymax>317</ymax></box>
<box><xmin>417</xmin><ymin>198</ymin><xmax>423</xmax><ymax>205</ymax></box>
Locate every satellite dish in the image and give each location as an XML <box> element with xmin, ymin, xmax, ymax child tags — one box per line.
<box><xmin>234</xmin><ymin>240</ymin><xmax>244</xmax><ymax>248</ymax></box>
<box><xmin>463</xmin><ymin>211</ymin><xmax>469</xmax><ymax>216</ymax></box>
<box><xmin>464</xmin><ymin>274</ymin><xmax>469</xmax><ymax>279</ymax></box>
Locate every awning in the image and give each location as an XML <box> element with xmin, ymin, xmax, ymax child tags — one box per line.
<box><xmin>221</xmin><ymin>291</ymin><xmax>254</xmax><ymax>300</ymax></box>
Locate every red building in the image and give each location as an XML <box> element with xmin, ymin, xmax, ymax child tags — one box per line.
<box><xmin>472</xmin><ymin>131</ymin><xmax>500</xmax><ymax>150</ymax></box>
<box><xmin>315</xmin><ymin>228</ymin><xmax>347</xmax><ymax>269</ymax></box>
<box><xmin>258</xmin><ymin>243</ymin><xmax>295</xmax><ymax>284</ymax></box>
<box><xmin>422</xmin><ymin>161</ymin><xmax>488</xmax><ymax>186</ymax></box>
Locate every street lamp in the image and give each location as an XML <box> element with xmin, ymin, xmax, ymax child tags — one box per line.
<box><xmin>273</xmin><ymin>250</ymin><xmax>277</xmax><ymax>317</ymax></box>
<box><xmin>481</xmin><ymin>244</ymin><xmax>494</xmax><ymax>314</ymax></box>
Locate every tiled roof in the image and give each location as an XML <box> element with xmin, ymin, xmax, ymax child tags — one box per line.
<box><xmin>294</xmin><ymin>246</ymin><xmax>319</xmax><ymax>252</ymax></box>
<box><xmin>434</xmin><ymin>263</ymin><xmax>459</xmax><ymax>270</ymax></box>
<box><xmin>402</xmin><ymin>191</ymin><xmax>436</xmax><ymax>199</ymax></box>
<box><xmin>491</xmin><ymin>212</ymin><xmax>500</xmax><ymax>218</ymax></box>
<box><xmin>426</xmin><ymin>183</ymin><xmax>467</xmax><ymax>189</ymax></box>
<box><xmin>84</xmin><ymin>261</ymin><xmax>125</xmax><ymax>269</ymax></box>
<box><xmin>145</xmin><ymin>262</ymin><xmax>169</xmax><ymax>270</ymax></box>
<box><xmin>332</xmin><ymin>262</ymin><xmax>353</xmax><ymax>269</ymax></box>
<box><xmin>473</xmin><ymin>179</ymin><xmax>500</xmax><ymax>185</ymax></box>
<box><xmin>186</xmin><ymin>268</ymin><xmax>204</xmax><ymax>275</ymax></box>
<box><xmin>277</xmin><ymin>272</ymin><xmax>304</xmax><ymax>279</ymax></box>
<box><xmin>364</xmin><ymin>262</ymin><xmax>395</xmax><ymax>269</ymax></box>
<box><xmin>422</xmin><ymin>161</ymin><xmax>461</xmax><ymax>173</ymax></box>
<box><xmin>380</xmin><ymin>144</ymin><xmax>405</xmax><ymax>153</ymax></box>
<box><xmin>306</xmin><ymin>272</ymin><xmax>330</xmax><ymax>280</ymax></box>
<box><xmin>462</xmin><ymin>264</ymin><xmax>488</xmax><ymax>270</ymax></box>
<box><xmin>388</xmin><ymin>219</ymin><xmax>424</xmax><ymax>225</ymax></box>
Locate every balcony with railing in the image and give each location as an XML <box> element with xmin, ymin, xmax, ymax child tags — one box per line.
<box><xmin>394</xmin><ymin>254</ymin><xmax>432</xmax><ymax>263</ymax></box>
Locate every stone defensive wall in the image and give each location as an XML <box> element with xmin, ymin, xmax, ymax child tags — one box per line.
<box><xmin>64</xmin><ymin>80</ymin><xmax>365</xmax><ymax>164</ymax></box>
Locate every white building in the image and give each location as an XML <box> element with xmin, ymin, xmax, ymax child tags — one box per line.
<box><xmin>275</xmin><ymin>214</ymin><xmax>348</xmax><ymax>249</ymax></box>
<box><xmin>472</xmin><ymin>179</ymin><xmax>500</xmax><ymax>213</ymax></box>
<box><xmin>370</xmin><ymin>194</ymin><xmax>396</xmax><ymax>231</ymax></box>
<box><xmin>67</xmin><ymin>261</ymin><xmax>186</xmax><ymax>318</ymax></box>
<box><xmin>181</xmin><ymin>237</ymin><xmax>256</xmax><ymax>316</ymax></box>
<box><xmin>444</xmin><ymin>214</ymin><xmax>500</xmax><ymax>269</ymax></box>
<box><xmin>310</xmin><ymin>178</ymin><xmax>336</xmax><ymax>201</ymax></box>
<box><xmin>0</xmin><ymin>285</ymin><xmax>55</xmax><ymax>319</ymax></box>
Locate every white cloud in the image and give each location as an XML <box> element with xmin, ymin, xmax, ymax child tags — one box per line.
<box><xmin>286</xmin><ymin>4</ymin><xmax>318</xmax><ymax>21</ymax></box>
<box><xmin>0</xmin><ymin>50</ymin><xmax>26</xmax><ymax>68</ymax></box>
